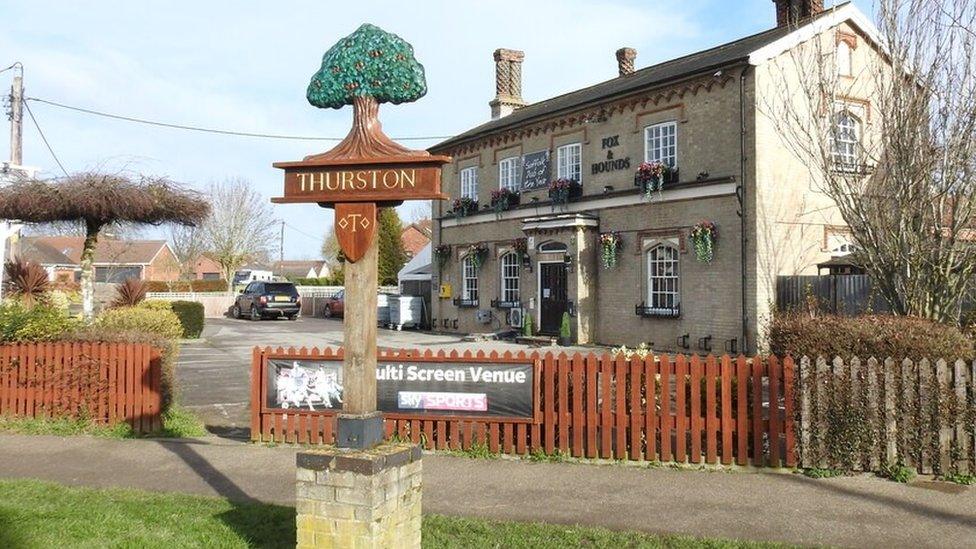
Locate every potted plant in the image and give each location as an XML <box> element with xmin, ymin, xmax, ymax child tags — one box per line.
<box><xmin>599</xmin><ymin>231</ymin><xmax>622</xmax><ymax>269</ymax></box>
<box><xmin>548</xmin><ymin>178</ymin><xmax>582</xmax><ymax>204</ymax></box>
<box><xmin>452</xmin><ymin>197</ymin><xmax>478</xmax><ymax>217</ymax></box>
<box><xmin>490</xmin><ymin>188</ymin><xmax>520</xmax><ymax>213</ymax></box>
<box><xmin>559</xmin><ymin>312</ymin><xmax>572</xmax><ymax>346</ymax></box>
<box><xmin>433</xmin><ymin>243</ymin><xmax>452</xmax><ymax>268</ymax></box>
<box><xmin>690</xmin><ymin>220</ymin><xmax>718</xmax><ymax>262</ymax></box>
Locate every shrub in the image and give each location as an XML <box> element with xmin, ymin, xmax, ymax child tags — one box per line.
<box><xmin>82</xmin><ymin>306</ymin><xmax>183</xmax><ymax>410</ymax></box>
<box><xmin>0</xmin><ymin>301</ymin><xmax>80</xmax><ymax>342</ymax></box>
<box><xmin>3</xmin><ymin>257</ymin><xmax>49</xmax><ymax>306</ymax></box>
<box><xmin>768</xmin><ymin>314</ymin><xmax>974</xmax><ymax>360</ymax></box>
<box><xmin>112</xmin><ymin>278</ymin><xmax>147</xmax><ymax>308</ymax></box>
<box><xmin>139</xmin><ymin>299</ymin><xmax>174</xmax><ymax>312</ymax></box>
<box><xmin>144</xmin><ymin>279</ymin><xmax>228</xmax><ymax>293</ymax></box>
<box><xmin>170</xmin><ymin>300</ymin><xmax>205</xmax><ymax>339</ymax></box>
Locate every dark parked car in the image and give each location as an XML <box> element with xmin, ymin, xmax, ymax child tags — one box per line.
<box><xmin>321</xmin><ymin>289</ymin><xmax>344</xmax><ymax>318</ymax></box>
<box><xmin>232</xmin><ymin>281</ymin><xmax>301</xmax><ymax>320</ymax></box>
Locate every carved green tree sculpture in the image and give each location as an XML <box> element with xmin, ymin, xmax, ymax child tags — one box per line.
<box><xmin>306</xmin><ymin>23</ymin><xmax>428</xmax><ymax>160</ymax></box>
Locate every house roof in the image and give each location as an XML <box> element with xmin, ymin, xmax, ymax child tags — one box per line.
<box><xmin>430</xmin><ymin>3</ymin><xmax>859</xmax><ymax>152</ymax></box>
<box><xmin>273</xmin><ymin>260</ymin><xmax>327</xmax><ymax>277</ymax></box>
<box><xmin>20</xmin><ymin>236</ymin><xmax>170</xmax><ymax>266</ymax></box>
<box><xmin>401</xmin><ymin>223</ymin><xmax>432</xmax><ymax>257</ymax></box>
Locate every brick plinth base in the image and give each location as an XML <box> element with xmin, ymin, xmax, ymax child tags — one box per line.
<box><xmin>296</xmin><ymin>443</ymin><xmax>422</xmax><ymax>548</ymax></box>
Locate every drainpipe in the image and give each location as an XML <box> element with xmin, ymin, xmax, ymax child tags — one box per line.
<box><xmin>738</xmin><ymin>66</ymin><xmax>750</xmax><ymax>355</ymax></box>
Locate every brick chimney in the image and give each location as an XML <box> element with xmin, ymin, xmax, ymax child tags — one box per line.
<box><xmin>773</xmin><ymin>0</ymin><xmax>824</xmax><ymax>27</ymax></box>
<box><xmin>489</xmin><ymin>48</ymin><xmax>526</xmax><ymax>120</ymax></box>
<box><xmin>615</xmin><ymin>47</ymin><xmax>637</xmax><ymax>77</ymax></box>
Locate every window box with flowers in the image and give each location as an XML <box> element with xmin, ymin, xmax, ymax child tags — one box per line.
<box><xmin>465</xmin><ymin>242</ymin><xmax>489</xmax><ymax>270</ymax></box>
<box><xmin>490</xmin><ymin>188</ymin><xmax>520</xmax><ymax>213</ymax></box>
<box><xmin>452</xmin><ymin>197</ymin><xmax>478</xmax><ymax>217</ymax></box>
<box><xmin>548</xmin><ymin>178</ymin><xmax>583</xmax><ymax>205</ymax></box>
<box><xmin>634</xmin><ymin>162</ymin><xmax>680</xmax><ymax>197</ymax></box>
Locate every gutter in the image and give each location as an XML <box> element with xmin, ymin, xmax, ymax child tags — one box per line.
<box><xmin>738</xmin><ymin>66</ymin><xmax>750</xmax><ymax>355</ymax></box>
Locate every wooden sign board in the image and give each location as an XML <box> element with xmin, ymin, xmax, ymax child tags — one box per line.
<box><xmin>272</xmin><ymin>154</ymin><xmax>451</xmax><ymax>206</ymax></box>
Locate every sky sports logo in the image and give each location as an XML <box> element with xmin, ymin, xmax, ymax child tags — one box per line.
<box><xmin>397</xmin><ymin>391</ymin><xmax>488</xmax><ymax>412</ymax></box>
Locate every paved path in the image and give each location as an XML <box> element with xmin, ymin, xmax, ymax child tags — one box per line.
<box><xmin>1</xmin><ymin>434</ymin><xmax>974</xmax><ymax>548</ymax></box>
<box><xmin>178</xmin><ymin>317</ymin><xmax>592</xmax><ymax>430</ymax></box>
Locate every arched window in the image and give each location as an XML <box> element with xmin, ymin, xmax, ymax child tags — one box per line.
<box><xmin>537</xmin><ymin>241</ymin><xmax>568</xmax><ymax>254</ymax></box>
<box><xmin>645</xmin><ymin>244</ymin><xmax>680</xmax><ymax>313</ymax></box>
<box><xmin>836</xmin><ymin>40</ymin><xmax>853</xmax><ymax>76</ymax></box>
<box><xmin>500</xmin><ymin>252</ymin><xmax>520</xmax><ymax>304</ymax></box>
<box><xmin>831</xmin><ymin>110</ymin><xmax>861</xmax><ymax>170</ymax></box>
<box><xmin>462</xmin><ymin>255</ymin><xmax>479</xmax><ymax>303</ymax></box>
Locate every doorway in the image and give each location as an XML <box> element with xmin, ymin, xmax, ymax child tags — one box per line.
<box><xmin>538</xmin><ymin>261</ymin><xmax>568</xmax><ymax>335</ymax></box>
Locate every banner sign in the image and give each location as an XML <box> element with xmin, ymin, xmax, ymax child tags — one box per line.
<box><xmin>520</xmin><ymin>150</ymin><xmax>550</xmax><ymax>191</ymax></box>
<box><xmin>264</xmin><ymin>356</ymin><xmax>537</xmax><ymax>420</ymax></box>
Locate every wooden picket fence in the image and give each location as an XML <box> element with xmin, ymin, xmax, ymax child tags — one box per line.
<box><xmin>0</xmin><ymin>342</ymin><xmax>163</xmax><ymax>433</ymax></box>
<box><xmin>797</xmin><ymin>356</ymin><xmax>976</xmax><ymax>475</ymax></box>
<box><xmin>251</xmin><ymin>347</ymin><xmax>797</xmax><ymax>468</ymax></box>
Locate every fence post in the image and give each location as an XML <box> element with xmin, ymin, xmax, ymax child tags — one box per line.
<box><xmin>814</xmin><ymin>356</ymin><xmax>830</xmax><ymax>469</ymax></box>
<box><xmin>918</xmin><ymin>358</ymin><xmax>933</xmax><ymax>474</ymax></box>
<box><xmin>799</xmin><ymin>356</ymin><xmax>812</xmax><ymax>469</ymax></box>
<box><xmin>883</xmin><ymin>357</ymin><xmax>897</xmax><ymax>466</ymax></box>
<box><xmin>901</xmin><ymin>358</ymin><xmax>916</xmax><ymax>469</ymax></box>
<box><xmin>936</xmin><ymin>359</ymin><xmax>952</xmax><ymax>475</ymax></box>
<box><xmin>955</xmin><ymin>360</ymin><xmax>971</xmax><ymax>475</ymax></box>
<box><xmin>866</xmin><ymin>357</ymin><xmax>880</xmax><ymax>471</ymax></box>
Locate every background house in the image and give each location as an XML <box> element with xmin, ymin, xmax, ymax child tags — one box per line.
<box><xmin>272</xmin><ymin>260</ymin><xmax>331</xmax><ymax>279</ymax></box>
<box><xmin>401</xmin><ymin>219</ymin><xmax>432</xmax><ymax>259</ymax></box>
<box><xmin>14</xmin><ymin>236</ymin><xmax>180</xmax><ymax>282</ymax></box>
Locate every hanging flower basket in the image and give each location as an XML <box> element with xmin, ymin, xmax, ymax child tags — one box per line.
<box><xmin>548</xmin><ymin>178</ymin><xmax>582</xmax><ymax>204</ymax></box>
<box><xmin>634</xmin><ymin>162</ymin><xmax>679</xmax><ymax>198</ymax></box>
<box><xmin>599</xmin><ymin>231</ymin><xmax>623</xmax><ymax>269</ymax></box>
<box><xmin>690</xmin><ymin>220</ymin><xmax>718</xmax><ymax>263</ymax></box>
<box><xmin>467</xmin><ymin>242</ymin><xmax>489</xmax><ymax>270</ymax></box>
<box><xmin>452</xmin><ymin>197</ymin><xmax>478</xmax><ymax>217</ymax></box>
<box><xmin>433</xmin><ymin>243</ymin><xmax>452</xmax><ymax>268</ymax></box>
<box><xmin>512</xmin><ymin>237</ymin><xmax>528</xmax><ymax>257</ymax></box>
<box><xmin>490</xmin><ymin>188</ymin><xmax>520</xmax><ymax>213</ymax></box>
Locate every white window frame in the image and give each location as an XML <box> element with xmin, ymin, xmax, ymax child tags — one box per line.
<box><xmin>645</xmin><ymin>244</ymin><xmax>680</xmax><ymax>313</ymax></box>
<box><xmin>460</xmin><ymin>167</ymin><xmax>478</xmax><ymax>200</ymax></box>
<box><xmin>498</xmin><ymin>156</ymin><xmax>521</xmax><ymax>191</ymax></box>
<box><xmin>462</xmin><ymin>255</ymin><xmax>479</xmax><ymax>302</ymax></box>
<box><xmin>644</xmin><ymin>121</ymin><xmax>677</xmax><ymax>167</ymax></box>
<box><xmin>500</xmin><ymin>252</ymin><xmax>520</xmax><ymax>303</ymax></box>
<box><xmin>836</xmin><ymin>40</ymin><xmax>852</xmax><ymax>77</ymax></box>
<box><xmin>831</xmin><ymin>110</ymin><xmax>861</xmax><ymax>170</ymax></box>
<box><xmin>556</xmin><ymin>143</ymin><xmax>582</xmax><ymax>183</ymax></box>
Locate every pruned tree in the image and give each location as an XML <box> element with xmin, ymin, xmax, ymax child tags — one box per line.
<box><xmin>0</xmin><ymin>172</ymin><xmax>209</xmax><ymax>320</ymax></box>
<box><xmin>305</xmin><ymin>23</ymin><xmax>428</xmax><ymax>159</ymax></box>
<box><xmin>377</xmin><ymin>207</ymin><xmax>407</xmax><ymax>286</ymax></box>
<box><xmin>202</xmin><ymin>178</ymin><xmax>277</xmax><ymax>290</ymax></box>
<box><xmin>169</xmin><ymin>224</ymin><xmax>208</xmax><ymax>280</ymax></box>
<box><xmin>761</xmin><ymin>0</ymin><xmax>976</xmax><ymax>324</ymax></box>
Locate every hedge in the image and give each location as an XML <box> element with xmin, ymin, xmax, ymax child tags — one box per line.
<box><xmin>144</xmin><ymin>279</ymin><xmax>228</xmax><ymax>293</ymax></box>
<box><xmin>768</xmin><ymin>313</ymin><xmax>975</xmax><ymax>360</ymax></box>
<box><xmin>170</xmin><ymin>301</ymin><xmax>205</xmax><ymax>339</ymax></box>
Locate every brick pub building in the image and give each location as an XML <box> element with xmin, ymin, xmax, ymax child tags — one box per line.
<box><xmin>430</xmin><ymin>1</ymin><xmax>884</xmax><ymax>353</ymax></box>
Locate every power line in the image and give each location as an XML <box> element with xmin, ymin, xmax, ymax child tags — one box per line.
<box><xmin>25</xmin><ymin>96</ymin><xmax>454</xmax><ymax>142</ymax></box>
<box><xmin>22</xmin><ymin>99</ymin><xmax>69</xmax><ymax>177</ymax></box>
<box><xmin>283</xmin><ymin>221</ymin><xmax>325</xmax><ymax>243</ymax></box>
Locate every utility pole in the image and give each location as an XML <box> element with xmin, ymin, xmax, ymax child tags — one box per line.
<box><xmin>279</xmin><ymin>220</ymin><xmax>285</xmax><ymax>265</ymax></box>
<box><xmin>1</xmin><ymin>63</ymin><xmax>24</xmax><ymax>299</ymax></box>
<box><xmin>9</xmin><ymin>66</ymin><xmax>22</xmax><ymax>165</ymax></box>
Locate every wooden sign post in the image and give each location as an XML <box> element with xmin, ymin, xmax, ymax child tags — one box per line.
<box><xmin>273</xmin><ymin>24</ymin><xmax>448</xmax><ymax>449</ymax></box>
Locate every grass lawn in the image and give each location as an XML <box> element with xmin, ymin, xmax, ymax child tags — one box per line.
<box><xmin>0</xmin><ymin>406</ymin><xmax>206</xmax><ymax>439</ymax></box>
<box><xmin>0</xmin><ymin>479</ymin><xmax>793</xmax><ymax>549</ymax></box>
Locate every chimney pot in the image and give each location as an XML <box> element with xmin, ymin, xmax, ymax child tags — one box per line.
<box><xmin>773</xmin><ymin>0</ymin><xmax>823</xmax><ymax>27</ymax></box>
<box><xmin>615</xmin><ymin>47</ymin><xmax>637</xmax><ymax>76</ymax></box>
<box><xmin>490</xmin><ymin>48</ymin><xmax>526</xmax><ymax>120</ymax></box>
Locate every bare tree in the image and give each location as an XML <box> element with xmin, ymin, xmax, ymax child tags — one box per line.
<box><xmin>202</xmin><ymin>178</ymin><xmax>277</xmax><ymax>290</ymax></box>
<box><xmin>0</xmin><ymin>172</ymin><xmax>209</xmax><ymax>320</ymax></box>
<box><xmin>761</xmin><ymin>0</ymin><xmax>976</xmax><ymax>323</ymax></box>
<box><xmin>320</xmin><ymin>225</ymin><xmax>342</xmax><ymax>271</ymax></box>
<box><xmin>169</xmin><ymin>224</ymin><xmax>208</xmax><ymax>280</ymax></box>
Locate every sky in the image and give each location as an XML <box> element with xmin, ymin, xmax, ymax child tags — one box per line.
<box><xmin>0</xmin><ymin>0</ymin><xmax>873</xmax><ymax>259</ymax></box>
